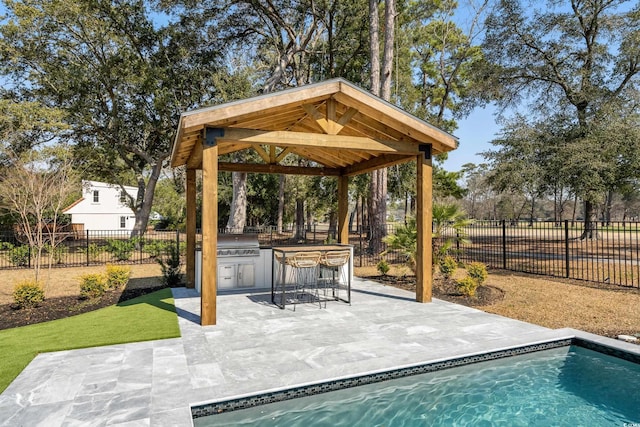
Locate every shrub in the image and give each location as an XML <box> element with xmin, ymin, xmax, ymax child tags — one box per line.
<box><xmin>79</xmin><ymin>273</ymin><xmax>107</xmax><ymax>299</ymax></box>
<box><xmin>8</xmin><ymin>245</ymin><xmax>30</xmax><ymax>267</ymax></box>
<box><xmin>144</xmin><ymin>240</ymin><xmax>171</xmax><ymax>258</ymax></box>
<box><xmin>44</xmin><ymin>244</ymin><xmax>68</xmax><ymax>264</ymax></box>
<box><xmin>88</xmin><ymin>243</ymin><xmax>104</xmax><ymax>262</ymax></box>
<box><xmin>457</xmin><ymin>276</ymin><xmax>479</xmax><ymax>297</ymax></box>
<box><xmin>13</xmin><ymin>280</ymin><xmax>45</xmax><ymax>308</ymax></box>
<box><xmin>467</xmin><ymin>262</ymin><xmax>488</xmax><ymax>285</ymax></box>
<box><xmin>105</xmin><ymin>264</ymin><xmax>131</xmax><ymax>290</ymax></box>
<box><xmin>105</xmin><ymin>239</ymin><xmax>135</xmax><ymax>261</ymax></box>
<box><xmin>0</xmin><ymin>242</ymin><xmax>14</xmax><ymax>251</ymax></box>
<box><xmin>158</xmin><ymin>245</ymin><xmax>183</xmax><ymax>287</ymax></box>
<box><xmin>377</xmin><ymin>259</ymin><xmax>390</xmax><ymax>276</ymax></box>
<box><xmin>439</xmin><ymin>255</ymin><xmax>457</xmax><ymax>279</ymax></box>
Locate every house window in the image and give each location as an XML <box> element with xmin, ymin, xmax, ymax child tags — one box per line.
<box><xmin>120</xmin><ymin>216</ymin><xmax>126</xmax><ymax>228</ymax></box>
<box><xmin>93</xmin><ymin>190</ymin><xmax>99</xmax><ymax>203</ymax></box>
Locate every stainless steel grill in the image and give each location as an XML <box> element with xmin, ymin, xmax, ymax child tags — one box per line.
<box><xmin>217</xmin><ymin>234</ymin><xmax>260</xmax><ymax>257</ymax></box>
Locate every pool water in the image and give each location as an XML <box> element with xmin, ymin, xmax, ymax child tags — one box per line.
<box><xmin>194</xmin><ymin>346</ymin><xmax>640</xmax><ymax>426</ymax></box>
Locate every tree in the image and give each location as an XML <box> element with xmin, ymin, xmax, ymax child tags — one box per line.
<box><xmin>0</xmin><ymin>147</ymin><xmax>78</xmax><ymax>285</ymax></box>
<box><xmin>0</xmin><ymin>0</ymin><xmax>222</xmax><ymax>237</ymax></box>
<box><xmin>483</xmin><ymin>0</ymin><xmax>640</xmax><ymax>237</ymax></box>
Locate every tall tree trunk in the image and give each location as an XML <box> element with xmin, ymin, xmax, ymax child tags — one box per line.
<box><xmin>581</xmin><ymin>200</ymin><xmax>598</xmax><ymax>240</ymax></box>
<box><xmin>604</xmin><ymin>189</ymin><xmax>613</xmax><ymax>226</ymax></box>
<box><xmin>277</xmin><ymin>174</ymin><xmax>285</xmax><ymax>233</ymax></box>
<box><xmin>295</xmin><ymin>199</ymin><xmax>305</xmax><ymax>240</ymax></box>
<box><xmin>226</xmin><ymin>171</ymin><xmax>247</xmax><ymax>233</ymax></box>
<box><xmin>367</xmin><ymin>0</ymin><xmax>393</xmax><ymax>254</ymax></box>
<box><xmin>369</xmin><ymin>0</ymin><xmax>380</xmax><ymax>96</ymax></box>
<box><xmin>131</xmin><ymin>160</ymin><xmax>164</xmax><ymax>238</ymax></box>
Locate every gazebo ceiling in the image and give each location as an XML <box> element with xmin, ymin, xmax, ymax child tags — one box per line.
<box><xmin>170</xmin><ymin>78</ymin><xmax>458</xmax><ymax>176</ymax></box>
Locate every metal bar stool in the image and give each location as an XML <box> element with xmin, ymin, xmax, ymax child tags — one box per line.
<box><xmin>319</xmin><ymin>250</ymin><xmax>351</xmax><ymax>306</ymax></box>
<box><xmin>289</xmin><ymin>251</ymin><xmax>322</xmax><ymax>310</ymax></box>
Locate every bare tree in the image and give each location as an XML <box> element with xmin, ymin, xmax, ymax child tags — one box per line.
<box><xmin>0</xmin><ymin>147</ymin><xmax>78</xmax><ymax>287</ymax></box>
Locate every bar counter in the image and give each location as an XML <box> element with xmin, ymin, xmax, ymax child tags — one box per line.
<box><xmin>271</xmin><ymin>244</ymin><xmax>353</xmax><ymax>309</ymax></box>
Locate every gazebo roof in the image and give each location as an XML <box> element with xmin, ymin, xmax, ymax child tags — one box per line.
<box><xmin>170</xmin><ymin>78</ymin><xmax>458</xmax><ymax>176</ymax></box>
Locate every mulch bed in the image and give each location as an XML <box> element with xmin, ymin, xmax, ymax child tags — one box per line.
<box><xmin>362</xmin><ymin>275</ymin><xmax>505</xmax><ymax>307</ymax></box>
<box><xmin>0</xmin><ymin>285</ymin><xmax>168</xmax><ymax>331</ymax></box>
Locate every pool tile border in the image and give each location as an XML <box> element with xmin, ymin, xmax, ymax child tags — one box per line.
<box><xmin>191</xmin><ymin>338</ymin><xmax>575</xmax><ymax>419</ymax></box>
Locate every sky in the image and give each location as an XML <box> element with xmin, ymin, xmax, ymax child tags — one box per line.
<box><xmin>442</xmin><ymin>104</ymin><xmax>499</xmax><ymax>172</ymax></box>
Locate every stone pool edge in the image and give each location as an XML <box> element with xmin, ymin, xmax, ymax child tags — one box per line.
<box><xmin>190</xmin><ymin>328</ymin><xmax>640</xmax><ymax>421</ymax></box>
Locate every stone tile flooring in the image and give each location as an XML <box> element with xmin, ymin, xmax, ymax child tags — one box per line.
<box><xmin>0</xmin><ymin>278</ymin><xmax>598</xmax><ymax>426</ymax></box>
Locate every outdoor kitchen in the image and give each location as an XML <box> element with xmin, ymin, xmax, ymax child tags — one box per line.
<box><xmin>194</xmin><ymin>234</ymin><xmax>354</xmax><ymax>310</ymax></box>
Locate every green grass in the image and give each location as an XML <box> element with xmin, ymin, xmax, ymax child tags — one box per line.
<box><xmin>0</xmin><ymin>288</ymin><xmax>180</xmax><ymax>393</ymax></box>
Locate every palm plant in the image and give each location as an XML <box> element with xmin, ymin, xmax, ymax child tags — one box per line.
<box><xmin>382</xmin><ymin>203</ymin><xmax>473</xmax><ymax>273</ymax></box>
<box><xmin>432</xmin><ymin>203</ymin><xmax>473</xmax><ymax>266</ymax></box>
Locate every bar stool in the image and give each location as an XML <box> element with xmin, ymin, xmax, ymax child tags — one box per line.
<box><xmin>289</xmin><ymin>251</ymin><xmax>322</xmax><ymax>310</ymax></box>
<box><xmin>320</xmin><ymin>250</ymin><xmax>351</xmax><ymax>306</ymax></box>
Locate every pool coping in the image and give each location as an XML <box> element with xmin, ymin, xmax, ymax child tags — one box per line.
<box><xmin>190</xmin><ymin>330</ymin><xmax>640</xmax><ymax>421</ymax></box>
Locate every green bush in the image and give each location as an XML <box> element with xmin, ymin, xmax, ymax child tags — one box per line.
<box><xmin>79</xmin><ymin>273</ymin><xmax>107</xmax><ymax>299</ymax></box>
<box><xmin>377</xmin><ymin>259</ymin><xmax>390</xmax><ymax>276</ymax></box>
<box><xmin>105</xmin><ymin>264</ymin><xmax>131</xmax><ymax>290</ymax></box>
<box><xmin>457</xmin><ymin>276</ymin><xmax>479</xmax><ymax>297</ymax></box>
<box><xmin>105</xmin><ymin>239</ymin><xmax>135</xmax><ymax>261</ymax></box>
<box><xmin>158</xmin><ymin>245</ymin><xmax>182</xmax><ymax>287</ymax></box>
<box><xmin>0</xmin><ymin>242</ymin><xmax>14</xmax><ymax>251</ymax></box>
<box><xmin>439</xmin><ymin>255</ymin><xmax>457</xmax><ymax>279</ymax></box>
<box><xmin>467</xmin><ymin>262</ymin><xmax>488</xmax><ymax>285</ymax></box>
<box><xmin>44</xmin><ymin>244</ymin><xmax>68</xmax><ymax>264</ymax></box>
<box><xmin>13</xmin><ymin>280</ymin><xmax>45</xmax><ymax>308</ymax></box>
<box><xmin>144</xmin><ymin>240</ymin><xmax>171</xmax><ymax>258</ymax></box>
<box><xmin>87</xmin><ymin>243</ymin><xmax>104</xmax><ymax>262</ymax></box>
<box><xmin>9</xmin><ymin>245</ymin><xmax>30</xmax><ymax>267</ymax></box>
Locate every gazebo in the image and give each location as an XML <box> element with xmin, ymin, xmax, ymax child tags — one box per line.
<box><xmin>170</xmin><ymin>78</ymin><xmax>458</xmax><ymax>326</ymax></box>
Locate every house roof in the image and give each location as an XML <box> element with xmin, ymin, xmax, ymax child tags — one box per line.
<box><xmin>170</xmin><ymin>78</ymin><xmax>458</xmax><ymax>176</ymax></box>
<box><xmin>62</xmin><ymin>197</ymin><xmax>84</xmax><ymax>213</ymax></box>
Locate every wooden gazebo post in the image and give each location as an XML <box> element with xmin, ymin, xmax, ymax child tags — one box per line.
<box><xmin>415</xmin><ymin>144</ymin><xmax>433</xmax><ymax>302</ymax></box>
<box><xmin>337</xmin><ymin>175</ymin><xmax>349</xmax><ymax>244</ymax></box>
<box><xmin>185</xmin><ymin>168</ymin><xmax>196</xmax><ymax>288</ymax></box>
<box><xmin>201</xmin><ymin>129</ymin><xmax>219</xmax><ymax>325</ymax></box>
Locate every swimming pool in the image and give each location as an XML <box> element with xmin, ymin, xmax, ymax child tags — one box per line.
<box><xmin>192</xmin><ymin>342</ymin><xmax>640</xmax><ymax>426</ymax></box>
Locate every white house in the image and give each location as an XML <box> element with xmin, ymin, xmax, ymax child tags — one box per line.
<box><xmin>63</xmin><ymin>180</ymin><xmax>138</xmax><ymax>231</ymax></box>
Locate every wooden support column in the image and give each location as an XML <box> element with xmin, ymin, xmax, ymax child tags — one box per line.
<box><xmin>416</xmin><ymin>145</ymin><xmax>433</xmax><ymax>303</ymax></box>
<box><xmin>337</xmin><ymin>175</ymin><xmax>349</xmax><ymax>244</ymax></box>
<box><xmin>201</xmin><ymin>128</ymin><xmax>220</xmax><ymax>325</ymax></box>
<box><xmin>185</xmin><ymin>168</ymin><xmax>196</xmax><ymax>288</ymax></box>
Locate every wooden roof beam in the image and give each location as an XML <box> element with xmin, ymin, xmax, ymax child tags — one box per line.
<box><xmin>219</xmin><ymin>162</ymin><xmax>341</xmax><ymax>176</ymax></box>
<box><xmin>343</xmin><ymin>154</ymin><xmax>416</xmax><ymax>176</ymax></box>
<box><xmin>214</xmin><ymin>128</ymin><xmax>421</xmax><ymax>155</ymax></box>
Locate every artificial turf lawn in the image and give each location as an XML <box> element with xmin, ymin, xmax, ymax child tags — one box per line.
<box><xmin>0</xmin><ymin>288</ymin><xmax>180</xmax><ymax>393</ymax></box>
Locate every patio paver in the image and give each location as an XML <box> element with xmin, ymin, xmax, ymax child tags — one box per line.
<box><xmin>0</xmin><ymin>278</ymin><xmax>608</xmax><ymax>426</ymax></box>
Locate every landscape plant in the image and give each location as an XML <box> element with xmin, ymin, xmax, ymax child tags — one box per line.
<box><xmin>105</xmin><ymin>265</ymin><xmax>131</xmax><ymax>290</ymax></box>
<box><xmin>79</xmin><ymin>273</ymin><xmax>107</xmax><ymax>299</ymax></box>
<box><xmin>158</xmin><ymin>245</ymin><xmax>183</xmax><ymax>286</ymax></box>
<box><xmin>439</xmin><ymin>255</ymin><xmax>457</xmax><ymax>279</ymax></box>
<box><xmin>87</xmin><ymin>243</ymin><xmax>103</xmax><ymax>262</ymax></box>
<box><xmin>105</xmin><ymin>239</ymin><xmax>136</xmax><ymax>261</ymax></box>
<box><xmin>377</xmin><ymin>259</ymin><xmax>390</xmax><ymax>276</ymax></box>
<box><xmin>467</xmin><ymin>262</ymin><xmax>488</xmax><ymax>285</ymax></box>
<box><xmin>457</xmin><ymin>275</ymin><xmax>479</xmax><ymax>297</ymax></box>
<box><xmin>8</xmin><ymin>245</ymin><xmax>30</xmax><ymax>267</ymax></box>
<box><xmin>12</xmin><ymin>280</ymin><xmax>45</xmax><ymax>308</ymax></box>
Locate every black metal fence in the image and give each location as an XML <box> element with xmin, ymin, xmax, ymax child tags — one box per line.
<box><xmin>0</xmin><ymin>229</ymin><xmax>183</xmax><ymax>269</ymax></box>
<box><xmin>457</xmin><ymin>220</ymin><xmax>640</xmax><ymax>289</ymax></box>
<box><xmin>3</xmin><ymin>221</ymin><xmax>639</xmax><ymax>289</ymax></box>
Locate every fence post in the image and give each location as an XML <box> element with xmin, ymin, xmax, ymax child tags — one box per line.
<box><xmin>359</xmin><ymin>225</ymin><xmax>363</xmax><ymax>267</ymax></box>
<box><xmin>28</xmin><ymin>245</ymin><xmax>31</xmax><ymax>268</ymax></box>
<box><xmin>502</xmin><ymin>219</ymin><xmax>507</xmax><ymax>270</ymax></box>
<box><xmin>86</xmin><ymin>229</ymin><xmax>90</xmax><ymax>266</ymax></box>
<box><xmin>564</xmin><ymin>220</ymin><xmax>570</xmax><ymax>278</ymax></box>
<box><xmin>176</xmin><ymin>229</ymin><xmax>180</xmax><ymax>258</ymax></box>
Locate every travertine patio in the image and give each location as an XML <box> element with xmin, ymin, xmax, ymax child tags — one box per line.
<box><xmin>1</xmin><ymin>278</ymin><xmax>632</xmax><ymax>426</ymax></box>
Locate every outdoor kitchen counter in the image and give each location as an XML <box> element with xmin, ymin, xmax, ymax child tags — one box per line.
<box><xmin>271</xmin><ymin>244</ymin><xmax>353</xmax><ymax>309</ymax></box>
